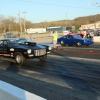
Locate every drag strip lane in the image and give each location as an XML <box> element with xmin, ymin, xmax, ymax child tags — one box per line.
<box><xmin>0</xmin><ymin>55</ymin><xmax>100</xmax><ymax>85</ymax></box>
<box><xmin>51</xmin><ymin>45</ymin><xmax>100</xmax><ymax>60</ymax></box>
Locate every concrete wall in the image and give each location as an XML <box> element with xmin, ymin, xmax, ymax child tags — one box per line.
<box><xmin>93</xmin><ymin>36</ymin><xmax>100</xmax><ymax>42</ymax></box>
<box><xmin>0</xmin><ymin>80</ymin><xmax>46</xmax><ymax>100</ymax></box>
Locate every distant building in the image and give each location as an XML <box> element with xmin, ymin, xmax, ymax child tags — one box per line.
<box><xmin>25</xmin><ymin>28</ymin><xmax>46</xmax><ymax>34</ymax></box>
<box><xmin>80</xmin><ymin>21</ymin><xmax>100</xmax><ymax>30</ymax></box>
<box><xmin>66</xmin><ymin>26</ymin><xmax>75</xmax><ymax>32</ymax></box>
<box><xmin>47</xmin><ymin>26</ymin><xmax>75</xmax><ymax>32</ymax></box>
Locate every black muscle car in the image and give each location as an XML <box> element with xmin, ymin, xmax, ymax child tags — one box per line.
<box><xmin>0</xmin><ymin>38</ymin><xmax>52</xmax><ymax>65</ymax></box>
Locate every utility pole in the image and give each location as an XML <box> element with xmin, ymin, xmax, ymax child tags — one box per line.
<box><xmin>23</xmin><ymin>11</ymin><xmax>26</xmax><ymax>33</ymax></box>
<box><xmin>18</xmin><ymin>11</ymin><xmax>22</xmax><ymax>34</ymax></box>
<box><xmin>41</xmin><ymin>22</ymin><xmax>44</xmax><ymax>38</ymax></box>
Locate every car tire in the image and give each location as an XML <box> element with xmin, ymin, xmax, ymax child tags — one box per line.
<box><xmin>60</xmin><ymin>41</ymin><xmax>66</xmax><ymax>46</ymax></box>
<box><xmin>15</xmin><ymin>52</ymin><xmax>25</xmax><ymax>65</ymax></box>
<box><xmin>77</xmin><ymin>42</ymin><xmax>82</xmax><ymax>47</ymax></box>
<box><xmin>86</xmin><ymin>44</ymin><xmax>89</xmax><ymax>46</ymax></box>
<box><xmin>39</xmin><ymin>55</ymin><xmax>47</xmax><ymax>61</ymax></box>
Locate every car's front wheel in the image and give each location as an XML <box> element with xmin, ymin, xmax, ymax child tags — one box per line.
<box><xmin>77</xmin><ymin>42</ymin><xmax>82</xmax><ymax>47</ymax></box>
<box><xmin>15</xmin><ymin>52</ymin><xmax>25</xmax><ymax>65</ymax></box>
<box><xmin>60</xmin><ymin>41</ymin><xmax>66</xmax><ymax>46</ymax></box>
<box><xmin>39</xmin><ymin>55</ymin><xmax>47</xmax><ymax>61</ymax></box>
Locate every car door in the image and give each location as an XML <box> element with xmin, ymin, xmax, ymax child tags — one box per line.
<box><xmin>0</xmin><ymin>40</ymin><xmax>9</xmax><ymax>56</ymax></box>
<box><xmin>61</xmin><ymin>35</ymin><xmax>67</xmax><ymax>44</ymax></box>
<box><xmin>66</xmin><ymin>35</ymin><xmax>74</xmax><ymax>45</ymax></box>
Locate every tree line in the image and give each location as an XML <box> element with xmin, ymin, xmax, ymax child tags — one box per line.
<box><xmin>0</xmin><ymin>14</ymin><xmax>100</xmax><ymax>33</ymax></box>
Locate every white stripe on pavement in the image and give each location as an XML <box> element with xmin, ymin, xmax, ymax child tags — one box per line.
<box><xmin>0</xmin><ymin>80</ymin><xmax>46</xmax><ymax>100</ymax></box>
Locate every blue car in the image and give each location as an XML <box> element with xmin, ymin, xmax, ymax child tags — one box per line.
<box><xmin>57</xmin><ymin>34</ymin><xmax>94</xmax><ymax>47</ymax></box>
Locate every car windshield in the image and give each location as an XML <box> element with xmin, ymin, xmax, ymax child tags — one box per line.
<box><xmin>18</xmin><ymin>39</ymin><xmax>31</xmax><ymax>44</ymax></box>
<box><xmin>9</xmin><ymin>39</ymin><xmax>32</xmax><ymax>46</ymax></box>
<box><xmin>73</xmin><ymin>35</ymin><xmax>82</xmax><ymax>39</ymax></box>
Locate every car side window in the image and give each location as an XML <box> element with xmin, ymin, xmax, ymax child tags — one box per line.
<box><xmin>63</xmin><ymin>36</ymin><xmax>67</xmax><ymax>38</ymax></box>
<box><xmin>0</xmin><ymin>41</ymin><xmax>3</xmax><ymax>46</ymax></box>
<box><xmin>3</xmin><ymin>41</ymin><xmax>8</xmax><ymax>46</ymax></box>
<box><xmin>73</xmin><ymin>36</ymin><xmax>76</xmax><ymax>38</ymax></box>
<box><xmin>70</xmin><ymin>36</ymin><xmax>73</xmax><ymax>39</ymax></box>
<box><xmin>0</xmin><ymin>40</ymin><xmax>8</xmax><ymax>47</ymax></box>
<box><xmin>67</xmin><ymin>35</ymin><xmax>72</xmax><ymax>39</ymax></box>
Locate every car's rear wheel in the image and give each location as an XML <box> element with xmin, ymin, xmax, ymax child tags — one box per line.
<box><xmin>15</xmin><ymin>52</ymin><xmax>25</xmax><ymax>65</ymax></box>
<box><xmin>60</xmin><ymin>41</ymin><xmax>66</xmax><ymax>46</ymax></box>
<box><xmin>77</xmin><ymin>42</ymin><xmax>82</xmax><ymax>47</ymax></box>
<box><xmin>39</xmin><ymin>55</ymin><xmax>47</xmax><ymax>61</ymax></box>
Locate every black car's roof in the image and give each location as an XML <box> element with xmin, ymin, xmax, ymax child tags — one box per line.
<box><xmin>0</xmin><ymin>38</ymin><xmax>25</xmax><ymax>41</ymax></box>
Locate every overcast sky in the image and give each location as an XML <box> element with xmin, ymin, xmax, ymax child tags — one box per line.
<box><xmin>0</xmin><ymin>0</ymin><xmax>100</xmax><ymax>23</ymax></box>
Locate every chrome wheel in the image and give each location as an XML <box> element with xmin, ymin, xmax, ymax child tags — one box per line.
<box><xmin>16</xmin><ymin>55</ymin><xmax>21</xmax><ymax>63</ymax></box>
<box><xmin>77</xmin><ymin>42</ymin><xmax>82</xmax><ymax>47</ymax></box>
<box><xmin>61</xmin><ymin>41</ymin><xmax>64</xmax><ymax>44</ymax></box>
<box><xmin>60</xmin><ymin>41</ymin><xmax>66</xmax><ymax>46</ymax></box>
<box><xmin>15</xmin><ymin>52</ymin><xmax>25</xmax><ymax>65</ymax></box>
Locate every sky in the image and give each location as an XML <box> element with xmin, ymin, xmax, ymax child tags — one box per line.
<box><xmin>0</xmin><ymin>0</ymin><xmax>100</xmax><ymax>23</ymax></box>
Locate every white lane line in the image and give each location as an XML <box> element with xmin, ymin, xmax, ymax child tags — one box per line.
<box><xmin>0</xmin><ymin>80</ymin><xmax>46</xmax><ymax>100</ymax></box>
<box><xmin>48</xmin><ymin>55</ymin><xmax>100</xmax><ymax>64</ymax></box>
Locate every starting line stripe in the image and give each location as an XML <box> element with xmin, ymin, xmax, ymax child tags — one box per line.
<box><xmin>0</xmin><ymin>80</ymin><xmax>46</xmax><ymax>100</ymax></box>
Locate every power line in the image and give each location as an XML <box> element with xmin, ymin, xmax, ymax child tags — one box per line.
<box><xmin>17</xmin><ymin>0</ymin><xmax>98</xmax><ymax>9</ymax></box>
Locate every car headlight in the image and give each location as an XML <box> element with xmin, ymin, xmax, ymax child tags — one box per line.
<box><xmin>27</xmin><ymin>49</ymin><xmax>31</xmax><ymax>54</ymax></box>
<box><xmin>84</xmin><ymin>40</ymin><xmax>86</xmax><ymax>42</ymax></box>
<box><xmin>48</xmin><ymin>46</ymin><xmax>52</xmax><ymax>50</ymax></box>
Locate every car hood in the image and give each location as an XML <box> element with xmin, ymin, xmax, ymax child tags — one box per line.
<box><xmin>12</xmin><ymin>44</ymin><xmax>46</xmax><ymax>50</ymax></box>
<box><xmin>21</xmin><ymin>41</ymin><xmax>46</xmax><ymax>50</ymax></box>
<box><xmin>81</xmin><ymin>38</ymin><xmax>93</xmax><ymax>41</ymax></box>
